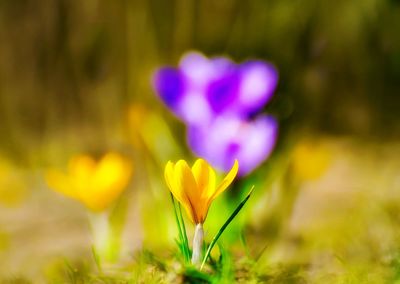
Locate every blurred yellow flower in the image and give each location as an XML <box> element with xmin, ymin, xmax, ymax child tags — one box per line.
<box><xmin>292</xmin><ymin>138</ymin><xmax>331</xmax><ymax>180</ymax></box>
<box><xmin>46</xmin><ymin>152</ymin><xmax>133</xmax><ymax>211</ymax></box>
<box><xmin>165</xmin><ymin>158</ymin><xmax>238</xmax><ymax>224</ymax></box>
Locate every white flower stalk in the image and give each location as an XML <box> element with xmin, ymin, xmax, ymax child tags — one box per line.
<box><xmin>89</xmin><ymin>211</ymin><xmax>112</xmax><ymax>261</ymax></box>
<box><xmin>191</xmin><ymin>223</ymin><xmax>204</xmax><ymax>265</ymax></box>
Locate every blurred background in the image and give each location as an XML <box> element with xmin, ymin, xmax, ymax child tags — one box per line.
<box><xmin>0</xmin><ymin>0</ymin><xmax>400</xmax><ymax>282</ymax></box>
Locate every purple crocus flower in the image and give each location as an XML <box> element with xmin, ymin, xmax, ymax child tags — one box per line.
<box><xmin>188</xmin><ymin>115</ymin><xmax>278</xmax><ymax>176</ymax></box>
<box><xmin>152</xmin><ymin>51</ymin><xmax>279</xmax><ymax>176</ymax></box>
<box><xmin>153</xmin><ymin>52</ymin><xmax>279</xmax><ymax>125</ymax></box>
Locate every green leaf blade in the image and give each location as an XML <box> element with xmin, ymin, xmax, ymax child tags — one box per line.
<box><xmin>200</xmin><ymin>186</ymin><xmax>255</xmax><ymax>270</ymax></box>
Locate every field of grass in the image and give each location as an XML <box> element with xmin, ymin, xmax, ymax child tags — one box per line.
<box><xmin>1</xmin><ymin>138</ymin><xmax>399</xmax><ymax>283</ymax></box>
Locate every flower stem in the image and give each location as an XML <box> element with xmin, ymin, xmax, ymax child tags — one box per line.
<box><xmin>191</xmin><ymin>223</ymin><xmax>204</xmax><ymax>266</ymax></box>
<box><xmin>89</xmin><ymin>211</ymin><xmax>109</xmax><ymax>253</ymax></box>
<box><xmin>88</xmin><ymin>211</ymin><xmax>115</xmax><ymax>263</ymax></box>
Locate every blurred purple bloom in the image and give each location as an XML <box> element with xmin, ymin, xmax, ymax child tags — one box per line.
<box><xmin>188</xmin><ymin>115</ymin><xmax>278</xmax><ymax>176</ymax></box>
<box><xmin>152</xmin><ymin>51</ymin><xmax>279</xmax><ymax>175</ymax></box>
<box><xmin>153</xmin><ymin>52</ymin><xmax>278</xmax><ymax>125</ymax></box>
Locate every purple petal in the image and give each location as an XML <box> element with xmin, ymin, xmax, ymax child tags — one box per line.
<box><xmin>180</xmin><ymin>52</ymin><xmax>241</xmax><ymax>115</ymax></box>
<box><xmin>234</xmin><ymin>115</ymin><xmax>278</xmax><ymax>175</ymax></box>
<box><xmin>179</xmin><ymin>91</ymin><xmax>213</xmax><ymax>126</ymax></box>
<box><xmin>152</xmin><ymin>67</ymin><xmax>186</xmax><ymax>109</ymax></box>
<box><xmin>179</xmin><ymin>52</ymin><xmax>214</xmax><ymax>88</ymax></box>
<box><xmin>206</xmin><ymin>70</ymin><xmax>240</xmax><ymax>113</ymax></box>
<box><xmin>211</xmin><ymin>57</ymin><xmax>235</xmax><ymax>75</ymax></box>
<box><xmin>187</xmin><ymin>116</ymin><xmax>240</xmax><ymax>171</ymax></box>
<box><xmin>237</xmin><ymin>61</ymin><xmax>279</xmax><ymax>114</ymax></box>
<box><xmin>187</xmin><ymin>115</ymin><xmax>278</xmax><ymax>176</ymax></box>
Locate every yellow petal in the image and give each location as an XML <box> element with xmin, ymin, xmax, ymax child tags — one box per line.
<box><xmin>68</xmin><ymin>155</ymin><xmax>96</xmax><ymax>181</ymax></box>
<box><xmin>165</xmin><ymin>161</ymin><xmax>176</xmax><ymax>193</ymax></box>
<box><xmin>45</xmin><ymin>169</ymin><xmax>78</xmax><ymax>199</ymax></box>
<box><xmin>92</xmin><ymin>153</ymin><xmax>131</xmax><ymax>192</ymax></box>
<box><xmin>192</xmin><ymin>159</ymin><xmax>216</xmax><ymax>198</ymax></box>
<box><xmin>165</xmin><ymin>161</ymin><xmax>195</xmax><ymax>223</ymax></box>
<box><xmin>175</xmin><ymin>160</ymin><xmax>201</xmax><ymax>223</ymax></box>
<box><xmin>165</xmin><ymin>161</ymin><xmax>185</xmax><ymax>204</ymax></box>
<box><xmin>84</xmin><ymin>153</ymin><xmax>132</xmax><ymax>211</ymax></box>
<box><xmin>211</xmin><ymin>159</ymin><xmax>239</xmax><ymax>201</ymax></box>
<box><xmin>191</xmin><ymin>159</ymin><xmax>216</xmax><ymax>223</ymax></box>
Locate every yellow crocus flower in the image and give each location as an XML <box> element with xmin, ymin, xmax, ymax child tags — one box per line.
<box><xmin>46</xmin><ymin>152</ymin><xmax>132</xmax><ymax>211</ymax></box>
<box><xmin>165</xmin><ymin>158</ymin><xmax>239</xmax><ymax>224</ymax></box>
<box><xmin>165</xmin><ymin>158</ymin><xmax>238</xmax><ymax>265</ymax></box>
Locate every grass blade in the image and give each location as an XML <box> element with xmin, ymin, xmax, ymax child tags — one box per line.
<box><xmin>91</xmin><ymin>245</ymin><xmax>102</xmax><ymax>273</ymax></box>
<box><xmin>178</xmin><ymin>203</ymin><xmax>190</xmax><ymax>261</ymax></box>
<box><xmin>170</xmin><ymin>193</ymin><xmax>190</xmax><ymax>262</ymax></box>
<box><xmin>170</xmin><ymin>194</ymin><xmax>185</xmax><ymax>256</ymax></box>
<box><xmin>200</xmin><ymin>186</ymin><xmax>255</xmax><ymax>270</ymax></box>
